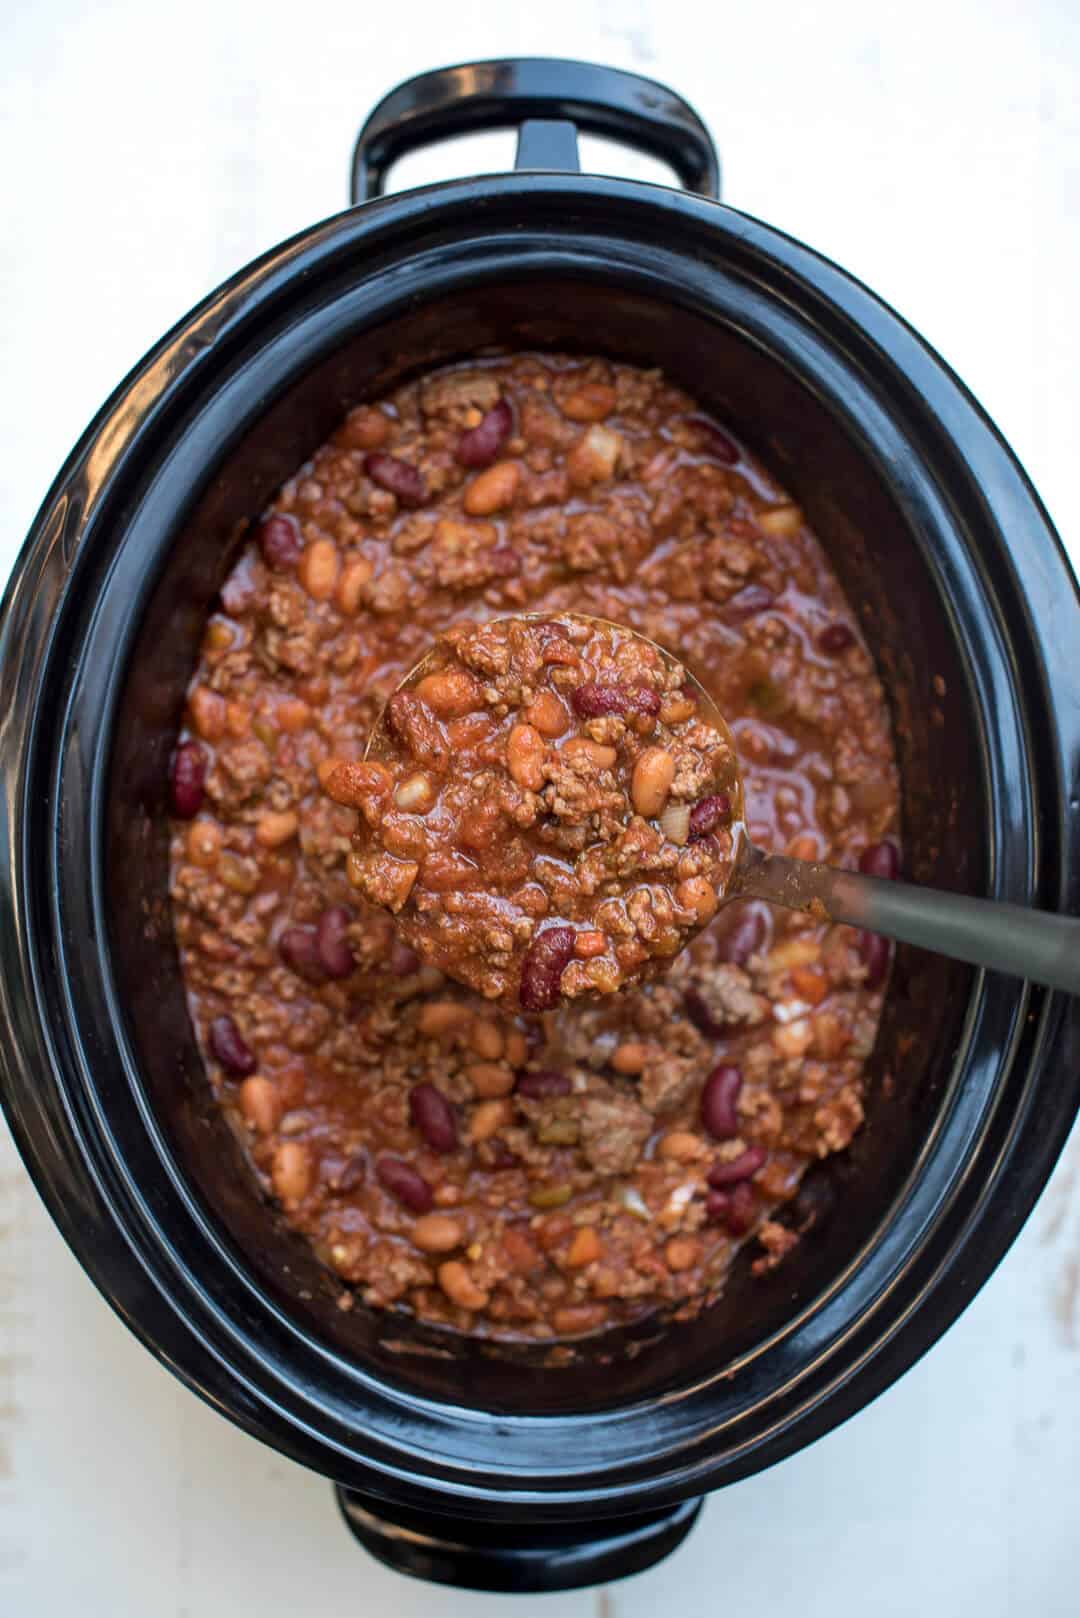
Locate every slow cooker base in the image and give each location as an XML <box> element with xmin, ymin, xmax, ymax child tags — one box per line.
<box><xmin>336</xmin><ymin>1487</ymin><xmax>704</xmax><ymax>1591</ymax></box>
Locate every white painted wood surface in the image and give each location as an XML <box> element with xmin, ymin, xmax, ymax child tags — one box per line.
<box><xmin>2</xmin><ymin>3</ymin><xmax>1078</xmax><ymax>1613</ymax></box>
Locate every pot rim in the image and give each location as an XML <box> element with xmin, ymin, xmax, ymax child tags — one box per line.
<box><xmin>2</xmin><ymin>172</ymin><xmax>1078</xmax><ymax>1516</ymax></box>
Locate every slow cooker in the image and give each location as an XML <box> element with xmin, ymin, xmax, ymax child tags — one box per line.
<box><xmin>2</xmin><ymin>58</ymin><xmax>1078</xmax><ymax>1592</ymax></box>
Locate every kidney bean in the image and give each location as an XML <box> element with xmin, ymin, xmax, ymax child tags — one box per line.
<box><xmin>515</xmin><ymin>1069</ymin><xmax>572</xmax><ymax>1099</ymax></box>
<box><xmin>706</xmin><ymin>1179</ymin><xmax>756</xmax><ymax>1235</ymax></box>
<box><xmin>316</xmin><ymin>906</ymin><xmax>354</xmax><ymax>978</ymax></box>
<box><xmin>707</xmin><ymin>1144</ymin><xmax>767</xmax><ymax>1187</ymax></box>
<box><xmin>688</xmin><ymin>416</ymin><xmax>739</xmax><ymax>463</ymax></box>
<box><xmin>410</xmin><ymin>1082</ymin><xmax>458</xmax><ymax>1152</ymax></box>
<box><xmin>278</xmin><ymin>926</ymin><xmax>326</xmax><ymax>983</ymax></box>
<box><xmin>858</xmin><ymin>839</ymin><xmax>900</xmax><ymax>880</ymax></box>
<box><xmin>169</xmin><ymin>740</ymin><xmax>207</xmax><ymax>819</ymax></box>
<box><xmin>364</xmin><ymin>452</ymin><xmax>427</xmax><ymax>507</ymax></box>
<box><xmin>457</xmin><ymin>397</ymin><xmax>513</xmax><ymax>467</ymax></box>
<box><xmin>858</xmin><ymin>929</ymin><xmax>891</xmax><ymax>989</ymax></box>
<box><xmin>725</xmin><ymin>584</ymin><xmax>775</xmax><ymax>620</ymax></box>
<box><xmin>208</xmin><ymin>1014</ymin><xmax>256</xmax><ymax>1076</ymax></box>
<box><xmin>256</xmin><ymin>513</ymin><xmax>302</xmax><ymax>569</ymax></box>
<box><xmin>519</xmin><ymin>925</ymin><xmax>576</xmax><ymax>1011</ymax></box>
<box><xmin>687</xmin><ymin>793</ymin><xmax>731</xmax><ymax>843</ymax></box>
<box><xmin>376</xmin><ymin>1154</ymin><xmax>434</xmax><ymax>1213</ymax></box>
<box><xmin>818</xmin><ymin>622</ymin><xmax>855</xmax><ymax>655</ymax></box>
<box><xmin>390</xmin><ymin>937</ymin><xmax>420</xmax><ymax>976</ymax></box>
<box><xmin>700</xmin><ymin>1065</ymin><xmax>743</xmax><ymax>1139</ymax></box>
<box><xmin>717</xmin><ymin>903</ymin><xmax>767</xmax><ymax>966</ymax></box>
<box><xmin>569</xmin><ymin>682</ymin><xmax>661</xmax><ymax>720</ymax></box>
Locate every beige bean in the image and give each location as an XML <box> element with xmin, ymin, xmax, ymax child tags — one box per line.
<box><xmin>507</xmin><ymin>723</ymin><xmax>545</xmax><ymax>791</ymax></box>
<box><xmin>665</xmin><ymin>1236</ymin><xmax>701</xmax><ymax>1272</ymax></box>
<box><xmin>255</xmin><ymin>809</ymin><xmax>299</xmax><ymax>848</ymax></box>
<box><xmin>394</xmin><ymin>772</ymin><xmax>437</xmax><ymax>814</ymax></box>
<box><xmin>567</xmin><ymin>424</ymin><xmax>621</xmax><ymax>487</ymax></box>
<box><xmin>336</xmin><ymin>556</ymin><xmax>374</xmax><ymax>614</ymax></box>
<box><xmin>225</xmin><ymin>701</ymin><xmax>250</xmax><ymax>737</ymax></box>
<box><xmin>758</xmin><ymin>504</ymin><xmax>802</xmax><ymax>538</ymax></box>
<box><xmin>276</xmin><ymin>698</ymin><xmax>311</xmax><ymax>734</ymax></box>
<box><xmin>657</xmin><ymin>1130</ymin><xmax>706</xmax><ymax>1163</ymax></box>
<box><xmin>465</xmin><ymin>1062</ymin><xmax>515</xmax><ymax>1098</ymax></box>
<box><xmin>298</xmin><ymin>537</ymin><xmax>340</xmax><ymax>600</ymax></box>
<box><xmin>470</xmin><ymin>1098</ymin><xmax>513</xmax><ymax>1142</ymax></box>
<box><xmin>631</xmin><ymin>746</ymin><xmax>676</xmax><ymax>817</ymax></box>
<box><xmin>414</xmin><ymin>668</ymin><xmax>483</xmax><ymax>718</ymax></box>
<box><xmin>463</xmin><ymin>460</ymin><xmax>520</xmax><ymax>516</ymax></box>
<box><xmin>468</xmin><ymin>1019</ymin><xmax>505</xmax><ymax>1061</ymax></box>
<box><xmin>558</xmin><ymin>381</ymin><xmax>617</xmax><ymax>422</ymax></box>
<box><xmin>437</xmin><ymin>1260</ymin><xmax>490</xmax><ymax>1312</ymax></box>
<box><xmin>411</xmin><ymin>1213</ymin><xmax>464</xmax><ymax>1254</ymax></box>
<box><xmin>186</xmin><ymin>819</ymin><xmax>221</xmax><ymax>867</ymax></box>
<box><xmin>561</xmin><ymin>736</ymin><xmax>617</xmax><ymax>769</ymax></box>
<box><xmin>611</xmin><ymin>1040</ymin><xmax>650</xmax><ymax>1075</ymax></box>
<box><xmin>418</xmin><ymin>1000</ymin><xmax>471</xmax><ymax>1037</ymax></box>
<box><xmin>238</xmin><ymin>1076</ymin><xmax>281</xmax><ymax>1134</ymax></box>
<box><xmin>552</xmin><ymin>1302</ymin><xmax>606</xmax><ymax>1335</ymax></box>
<box><xmin>675</xmin><ymin>876</ymin><xmax>719</xmax><ymax>926</ymax></box>
<box><xmin>271</xmin><ymin>1141</ymin><xmax>312</xmax><ymax>1205</ymax></box>
<box><xmin>189</xmin><ymin>684</ymin><xmax>226</xmax><ymax>741</ymax></box>
<box><xmin>504</xmin><ymin>1029</ymin><xmax>528</xmax><ymax>1067</ymax></box>
<box><xmin>659</xmin><ymin>694</ymin><xmax>697</xmax><ymax>725</ymax></box>
<box><xmin>523</xmin><ymin>690</ymin><xmax>568</xmax><ymax>737</ymax></box>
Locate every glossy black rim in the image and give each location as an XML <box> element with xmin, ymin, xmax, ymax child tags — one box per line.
<box><xmin>1</xmin><ymin>173</ymin><xmax>1077</xmax><ymax>1516</ymax></box>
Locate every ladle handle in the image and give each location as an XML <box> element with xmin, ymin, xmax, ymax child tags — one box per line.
<box><xmin>736</xmin><ymin>846</ymin><xmax>1080</xmax><ymax>996</ymax></box>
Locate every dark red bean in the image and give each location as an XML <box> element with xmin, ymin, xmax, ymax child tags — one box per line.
<box><xmin>410</xmin><ymin>1082</ymin><xmax>458</xmax><ymax>1153</ymax></box>
<box><xmin>364</xmin><ymin>452</ymin><xmax>427</xmax><ymax>507</ymax></box>
<box><xmin>687</xmin><ymin>793</ymin><xmax>732</xmax><ymax>843</ymax></box>
<box><xmin>858</xmin><ymin>840</ymin><xmax>900</xmax><ymax>880</ymax></box>
<box><xmin>376</xmin><ymin>1155</ymin><xmax>433</xmax><ymax>1213</ymax></box>
<box><xmin>515</xmin><ymin>1069</ymin><xmax>572</xmax><ymax>1099</ymax></box>
<box><xmin>488</xmin><ymin>1139</ymin><xmax>519</xmax><ymax>1169</ymax></box>
<box><xmin>818</xmin><ymin>622</ymin><xmax>855</xmax><ymax>655</ymax></box>
<box><xmin>717</xmin><ymin>903</ymin><xmax>767</xmax><ymax>966</ymax></box>
<box><xmin>256</xmin><ymin>513</ymin><xmax>302</xmax><ymax>569</ymax></box>
<box><xmin>519</xmin><ymin>925</ymin><xmax>576</xmax><ymax>1011</ymax></box>
<box><xmin>456</xmin><ymin>397</ymin><xmax>513</xmax><ymax>467</ymax></box>
<box><xmin>707</xmin><ymin>1144</ymin><xmax>767</xmax><ymax>1187</ymax></box>
<box><xmin>858</xmin><ymin>929</ymin><xmax>891</xmax><ymax>990</ymax></box>
<box><xmin>706</xmin><ymin>1179</ymin><xmax>756</xmax><ymax>1235</ymax></box>
<box><xmin>169</xmin><ymin>740</ymin><xmax>207</xmax><ymax>819</ymax></box>
<box><xmin>687</xmin><ymin>415</ymin><xmax>739</xmax><ymax>464</ymax></box>
<box><xmin>569</xmin><ymin>682</ymin><xmax>660</xmax><ymax>720</ymax></box>
<box><xmin>683</xmin><ymin>987</ymin><xmax>725</xmax><ymax>1039</ymax></box>
<box><xmin>390</xmin><ymin>938</ymin><xmax>420</xmax><ymax>976</ymax></box>
<box><xmin>316</xmin><ymin>906</ymin><xmax>354</xmax><ymax>978</ymax></box>
<box><xmin>278</xmin><ymin>926</ymin><xmax>326</xmax><ymax>983</ymax></box>
<box><xmin>208</xmin><ymin>1015</ymin><xmax>256</xmax><ymax>1076</ymax></box>
<box><xmin>725</xmin><ymin>584</ymin><xmax>775</xmax><ymax>620</ymax></box>
<box><xmin>701</xmin><ymin>1065</ymin><xmax>743</xmax><ymax>1139</ymax></box>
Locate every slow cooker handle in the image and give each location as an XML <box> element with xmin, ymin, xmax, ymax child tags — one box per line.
<box><xmin>334</xmin><ymin>1485</ymin><xmax>704</xmax><ymax>1593</ymax></box>
<box><xmin>350</xmin><ymin>57</ymin><xmax>720</xmax><ymax>203</ymax></box>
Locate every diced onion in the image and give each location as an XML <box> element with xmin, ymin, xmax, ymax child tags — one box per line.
<box><xmin>659</xmin><ymin>801</ymin><xmax>690</xmax><ymax>845</ymax></box>
<box><xmin>616</xmin><ymin>1183</ymin><xmax>651</xmax><ymax>1221</ymax></box>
